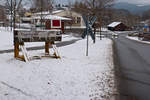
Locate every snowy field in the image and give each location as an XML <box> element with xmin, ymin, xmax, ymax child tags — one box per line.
<box><xmin>0</xmin><ymin>27</ymin><xmax>116</xmax><ymax>100</ymax></box>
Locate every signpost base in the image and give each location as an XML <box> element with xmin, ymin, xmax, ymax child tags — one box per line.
<box><xmin>14</xmin><ymin>42</ymin><xmax>60</xmax><ymax>62</ymax></box>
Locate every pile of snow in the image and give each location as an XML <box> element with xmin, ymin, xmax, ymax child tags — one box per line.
<box><xmin>33</xmin><ymin>15</ymin><xmax>71</xmax><ymax>21</ymax></box>
<box><xmin>16</xmin><ymin>23</ymin><xmax>32</xmax><ymax>29</ymax></box>
<box><xmin>101</xmin><ymin>28</ymin><xmax>109</xmax><ymax>31</ymax></box>
<box><xmin>108</xmin><ymin>22</ymin><xmax>121</xmax><ymax>28</ymax></box>
<box><xmin>52</xmin><ymin>10</ymin><xmax>64</xmax><ymax>14</ymax></box>
<box><xmin>0</xmin><ymin>31</ymin><xmax>116</xmax><ymax>100</ymax></box>
<box><xmin>65</xmin><ymin>26</ymin><xmax>86</xmax><ymax>29</ymax></box>
<box><xmin>0</xmin><ymin>27</ymin><xmax>13</xmax><ymax>50</ymax></box>
<box><xmin>127</xmin><ymin>36</ymin><xmax>150</xmax><ymax>44</ymax></box>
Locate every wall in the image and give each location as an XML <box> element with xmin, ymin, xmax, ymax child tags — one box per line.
<box><xmin>53</xmin><ymin>10</ymin><xmax>85</xmax><ymax>28</ymax></box>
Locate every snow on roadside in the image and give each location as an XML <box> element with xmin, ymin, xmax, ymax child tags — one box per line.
<box><xmin>0</xmin><ymin>28</ymin><xmax>78</xmax><ymax>51</ymax></box>
<box><xmin>0</xmin><ymin>28</ymin><xmax>13</xmax><ymax>50</ymax></box>
<box><xmin>127</xmin><ymin>36</ymin><xmax>150</xmax><ymax>44</ymax></box>
<box><xmin>0</xmin><ymin>38</ymin><xmax>115</xmax><ymax>100</ymax></box>
<box><xmin>0</xmin><ymin>28</ymin><xmax>116</xmax><ymax>100</ymax></box>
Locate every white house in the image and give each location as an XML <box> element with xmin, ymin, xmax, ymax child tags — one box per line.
<box><xmin>52</xmin><ymin>10</ymin><xmax>85</xmax><ymax>29</ymax></box>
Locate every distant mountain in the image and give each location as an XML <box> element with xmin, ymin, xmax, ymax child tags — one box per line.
<box><xmin>113</xmin><ymin>2</ymin><xmax>150</xmax><ymax>15</ymax></box>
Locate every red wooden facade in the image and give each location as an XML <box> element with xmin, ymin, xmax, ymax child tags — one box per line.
<box><xmin>108</xmin><ymin>23</ymin><xmax>131</xmax><ymax>31</ymax></box>
<box><xmin>45</xmin><ymin>19</ymin><xmax>64</xmax><ymax>33</ymax></box>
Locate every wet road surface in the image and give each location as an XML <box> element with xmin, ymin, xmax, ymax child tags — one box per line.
<box><xmin>0</xmin><ymin>39</ymin><xmax>80</xmax><ymax>54</ymax></box>
<box><xmin>113</xmin><ymin>33</ymin><xmax>150</xmax><ymax>100</ymax></box>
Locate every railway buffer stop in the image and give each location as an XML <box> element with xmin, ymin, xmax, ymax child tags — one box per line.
<box><xmin>13</xmin><ymin>18</ymin><xmax>67</xmax><ymax>62</ymax></box>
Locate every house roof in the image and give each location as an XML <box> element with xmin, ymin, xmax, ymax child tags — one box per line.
<box><xmin>34</xmin><ymin>10</ymin><xmax>64</xmax><ymax>15</ymax></box>
<box><xmin>52</xmin><ymin>10</ymin><xmax>64</xmax><ymax>14</ymax></box>
<box><xmin>32</xmin><ymin>15</ymin><xmax>71</xmax><ymax>21</ymax></box>
<box><xmin>34</xmin><ymin>11</ymin><xmax>50</xmax><ymax>15</ymax></box>
<box><xmin>52</xmin><ymin>9</ymin><xmax>82</xmax><ymax>17</ymax></box>
<box><xmin>108</xmin><ymin>22</ymin><xmax>121</xmax><ymax>27</ymax></box>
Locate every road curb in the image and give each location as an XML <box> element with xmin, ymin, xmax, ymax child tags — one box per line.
<box><xmin>0</xmin><ymin>39</ymin><xmax>80</xmax><ymax>54</ymax></box>
<box><xmin>126</xmin><ymin>36</ymin><xmax>150</xmax><ymax>45</ymax></box>
<box><xmin>112</xmin><ymin>40</ymin><xmax>120</xmax><ymax>100</ymax></box>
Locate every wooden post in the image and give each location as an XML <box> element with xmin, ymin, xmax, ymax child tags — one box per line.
<box><xmin>14</xmin><ymin>42</ymin><xmax>19</xmax><ymax>58</ymax></box>
<box><xmin>94</xmin><ymin>27</ymin><xmax>96</xmax><ymax>43</ymax></box>
<box><xmin>62</xmin><ymin>21</ymin><xmax>64</xmax><ymax>34</ymax></box>
<box><xmin>100</xmin><ymin>26</ymin><xmax>102</xmax><ymax>40</ymax></box>
<box><xmin>45</xmin><ymin>42</ymin><xmax>50</xmax><ymax>55</ymax></box>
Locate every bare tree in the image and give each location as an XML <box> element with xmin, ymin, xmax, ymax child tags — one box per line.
<box><xmin>73</xmin><ymin>0</ymin><xmax>115</xmax><ymax>27</ymax></box>
<box><xmin>111</xmin><ymin>9</ymin><xmax>141</xmax><ymax>27</ymax></box>
<box><xmin>73</xmin><ymin>1</ymin><xmax>88</xmax><ymax>15</ymax></box>
<box><xmin>32</xmin><ymin>0</ymin><xmax>54</xmax><ymax>12</ymax></box>
<box><xmin>5</xmin><ymin>0</ymin><xmax>23</xmax><ymax>12</ymax></box>
<box><xmin>30</xmin><ymin>0</ymin><xmax>54</xmax><ymax>29</ymax></box>
<box><xmin>3</xmin><ymin>0</ymin><xmax>23</xmax><ymax>30</ymax></box>
<box><xmin>82</xmin><ymin>0</ymin><xmax>115</xmax><ymax>15</ymax></box>
<box><xmin>84</xmin><ymin>0</ymin><xmax>115</xmax><ymax>26</ymax></box>
<box><xmin>142</xmin><ymin>9</ymin><xmax>150</xmax><ymax>21</ymax></box>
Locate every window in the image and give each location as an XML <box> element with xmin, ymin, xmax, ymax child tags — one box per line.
<box><xmin>51</xmin><ymin>20</ymin><xmax>61</xmax><ymax>28</ymax></box>
<box><xmin>77</xmin><ymin>17</ymin><xmax>81</xmax><ymax>24</ymax></box>
<box><xmin>72</xmin><ymin>17</ymin><xmax>76</xmax><ymax>24</ymax></box>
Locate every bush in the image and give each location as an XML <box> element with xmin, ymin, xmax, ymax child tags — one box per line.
<box><xmin>128</xmin><ymin>33</ymin><xmax>138</xmax><ymax>37</ymax></box>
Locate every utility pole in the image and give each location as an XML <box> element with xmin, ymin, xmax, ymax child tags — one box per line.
<box><xmin>40</xmin><ymin>0</ymin><xmax>43</xmax><ymax>29</ymax></box>
<box><xmin>86</xmin><ymin>16</ymin><xmax>89</xmax><ymax>56</ymax></box>
<box><xmin>92</xmin><ymin>0</ymin><xmax>95</xmax><ymax>9</ymax></box>
<box><xmin>92</xmin><ymin>0</ymin><xmax>96</xmax><ymax>43</ymax></box>
<box><xmin>10</xmin><ymin>0</ymin><xmax>13</xmax><ymax>31</ymax></box>
<box><xmin>13</xmin><ymin>0</ymin><xmax>16</xmax><ymax>30</ymax></box>
<box><xmin>99</xmin><ymin>19</ymin><xmax>102</xmax><ymax>40</ymax></box>
<box><xmin>100</xmin><ymin>23</ymin><xmax>102</xmax><ymax>40</ymax></box>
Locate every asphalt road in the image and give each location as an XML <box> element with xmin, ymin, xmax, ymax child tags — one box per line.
<box><xmin>113</xmin><ymin>33</ymin><xmax>150</xmax><ymax>100</ymax></box>
<box><xmin>0</xmin><ymin>39</ymin><xmax>80</xmax><ymax>54</ymax></box>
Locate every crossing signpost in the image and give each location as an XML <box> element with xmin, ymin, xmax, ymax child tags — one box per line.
<box><xmin>82</xmin><ymin>16</ymin><xmax>97</xmax><ymax>56</ymax></box>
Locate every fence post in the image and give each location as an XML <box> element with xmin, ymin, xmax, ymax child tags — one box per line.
<box><xmin>45</xmin><ymin>42</ymin><xmax>50</xmax><ymax>55</ymax></box>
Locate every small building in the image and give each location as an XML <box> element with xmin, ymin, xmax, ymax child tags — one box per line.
<box><xmin>107</xmin><ymin>22</ymin><xmax>129</xmax><ymax>31</ymax></box>
<box><xmin>32</xmin><ymin>14</ymin><xmax>71</xmax><ymax>33</ymax></box>
<box><xmin>24</xmin><ymin>12</ymin><xmax>32</xmax><ymax>17</ymax></box>
<box><xmin>52</xmin><ymin>10</ymin><xmax>85</xmax><ymax>28</ymax></box>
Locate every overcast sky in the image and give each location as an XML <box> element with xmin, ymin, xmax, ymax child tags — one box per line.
<box><xmin>116</xmin><ymin>0</ymin><xmax>150</xmax><ymax>5</ymax></box>
<box><xmin>55</xmin><ymin>0</ymin><xmax>150</xmax><ymax>5</ymax></box>
<box><xmin>55</xmin><ymin>0</ymin><xmax>76</xmax><ymax>5</ymax></box>
<box><xmin>1</xmin><ymin>0</ymin><xmax>150</xmax><ymax>7</ymax></box>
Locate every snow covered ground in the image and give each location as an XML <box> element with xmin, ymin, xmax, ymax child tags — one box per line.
<box><xmin>127</xmin><ymin>36</ymin><xmax>150</xmax><ymax>44</ymax></box>
<box><xmin>0</xmin><ymin>27</ymin><xmax>77</xmax><ymax>50</ymax></box>
<box><xmin>0</xmin><ymin>27</ymin><xmax>116</xmax><ymax>100</ymax></box>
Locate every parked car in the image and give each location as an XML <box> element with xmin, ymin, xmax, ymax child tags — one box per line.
<box><xmin>128</xmin><ymin>32</ymin><xmax>139</xmax><ymax>37</ymax></box>
<box><xmin>138</xmin><ymin>32</ymin><xmax>150</xmax><ymax>41</ymax></box>
<box><xmin>112</xmin><ymin>33</ymin><xmax>118</xmax><ymax>38</ymax></box>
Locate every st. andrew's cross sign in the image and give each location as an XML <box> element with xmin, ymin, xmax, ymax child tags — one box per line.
<box><xmin>82</xmin><ymin>16</ymin><xmax>97</xmax><ymax>56</ymax></box>
<box><xmin>82</xmin><ymin>16</ymin><xmax>97</xmax><ymax>42</ymax></box>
